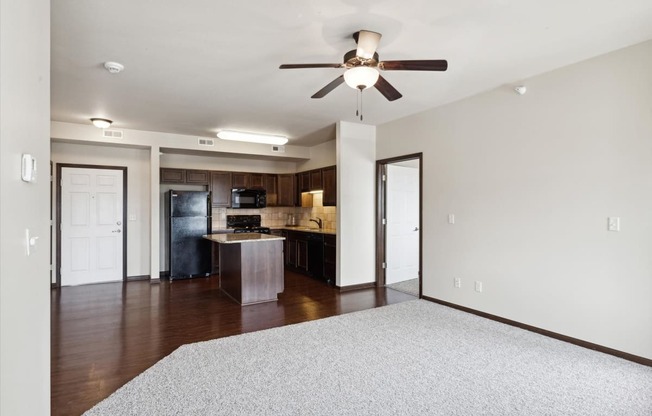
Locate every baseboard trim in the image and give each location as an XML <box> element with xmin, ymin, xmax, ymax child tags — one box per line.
<box><xmin>337</xmin><ymin>282</ymin><xmax>376</xmax><ymax>292</ymax></box>
<box><xmin>421</xmin><ymin>295</ymin><xmax>651</xmax><ymax>367</ymax></box>
<box><xmin>126</xmin><ymin>275</ymin><xmax>150</xmax><ymax>282</ymax></box>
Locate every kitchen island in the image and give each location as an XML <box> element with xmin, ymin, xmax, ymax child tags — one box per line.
<box><xmin>203</xmin><ymin>233</ymin><xmax>285</xmax><ymax>305</ymax></box>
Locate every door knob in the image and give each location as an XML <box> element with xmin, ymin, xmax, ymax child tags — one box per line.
<box><xmin>117</xmin><ymin>221</ymin><xmax>122</xmax><ymax>225</ymax></box>
<box><xmin>413</xmin><ymin>227</ymin><xmax>419</xmax><ymax>231</ymax></box>
<box><xmin>112</xmin><ymin>229</ymin><xmax>121</xmax><ymax>233</ymax></box>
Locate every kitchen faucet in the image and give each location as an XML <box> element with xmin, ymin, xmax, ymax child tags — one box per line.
<box><xmin>309</xmin><ymin>217</ymin><xmax>323</xmax><ymax>229</ymax></box>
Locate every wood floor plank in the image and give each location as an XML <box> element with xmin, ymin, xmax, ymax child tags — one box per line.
<box><xmin>51</xmin><ymin>271</ymin><xmax>415</xmax><ymax>415</ymax></box>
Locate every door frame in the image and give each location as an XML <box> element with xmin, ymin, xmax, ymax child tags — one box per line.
<box><xmin>376</xmin><ymin>153</ymin><xmax>423</xmax><ymax>296</ymax></box>
<box><xmin>55</xmin><ymin>164</ymin><xmax>128</xmax><ymax>287</ymax></box>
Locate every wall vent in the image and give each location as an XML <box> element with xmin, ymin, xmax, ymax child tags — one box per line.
<box><xmin>198</xmin><ymin>138</ymin><xmax>215</xmax><ymax>146</ymax></box>
<box><xmin>271</xmin><ymin>145</ymin><xmax>285</xmax><ymax>153</ymax></box>
<box><xmin>103</xmin><ymin>129</ymin><xmax>123</xmax><ymax>139</ymax></box>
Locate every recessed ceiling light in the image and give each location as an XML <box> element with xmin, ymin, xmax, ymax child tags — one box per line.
<box><xmin>217</xmin><ymin>130</ymin><xmax>288</xmax><ymax>145</ymax></box>
<box><xmin>90</xmin><ymin>118</ymin><xmax>112</xmax><ymax>129</ymax></box>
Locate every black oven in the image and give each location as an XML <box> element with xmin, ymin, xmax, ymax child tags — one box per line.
<box><xmin>231</xmin><ymin>188</ymin><xmax>266</xmax><ymax>209</ymax></box>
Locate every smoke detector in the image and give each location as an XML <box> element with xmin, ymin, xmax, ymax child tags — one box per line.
<box><xmin>104</xmin><ymin>61</ymin><xmax>124</xmax><ymax>74</ymax></box>
<box><xmin>514</xmin><ymin>85</ymin><xmax>527</xmax><ymax>95</ymax></box>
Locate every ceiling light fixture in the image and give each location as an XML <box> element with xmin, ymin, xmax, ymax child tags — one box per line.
<box><xmin>514</xmin><ymin>85</ymin><xmax>527</xmax><ymax>95</ymax></box>
<box><xmin>217</xmin><ymin>130</ymin><xmax>288</xmax><ymax>145</ymax></box>
<box><xmin>90</xmin><ymin>118</ymin><xmax>112</xmax><ymax>129</ymax></box>
<box><xmin>343</xmin><ymin>66</ymin><xmax>379</xmax><ymax>90</ymax></box>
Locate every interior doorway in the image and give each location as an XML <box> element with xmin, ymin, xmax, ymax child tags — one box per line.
<box><xmin>56</xmin><ymin>164</ymin><xmax>127</xmax><ymax>286</ymax></box>
<box><xmin>376</xmin><ymin>153</ymin><xmax>422</xmax><ymax>297</ymax></box>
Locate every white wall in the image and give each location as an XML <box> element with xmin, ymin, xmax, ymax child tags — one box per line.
<box><xmin>51</xmin><ymin>142</ymin><xmax>151</xmax><ymax>278</ymax></box>
<box><xmin>296</xmin><ymin>140</ymin><xmax>336</xmax><ymax>171</ymax></box>
<box><xmin>0</xmin><ymin>0</ymin><xmax>51</xmax><ymax>413</ymax></box>
<box><xmin>377</xmin><ymin>40</ymin><xmax>652</xmax><ymax>359</ymax></box>
<box><xmin>336</xmin><ymin>121</ymin><xmax>376</xmax><ymax>287</ymax></box>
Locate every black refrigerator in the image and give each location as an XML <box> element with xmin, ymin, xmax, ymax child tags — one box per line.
<box><xmin>167</xmin><ymin>190</ymin><xmax>212</xmax><ymax>279</ymax></box>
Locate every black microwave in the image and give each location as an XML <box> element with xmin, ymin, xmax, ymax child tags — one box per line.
<box><xmin>231</xmin><ymin>188</ymin><xmax>266</xmax><ymax>209</ymax></box>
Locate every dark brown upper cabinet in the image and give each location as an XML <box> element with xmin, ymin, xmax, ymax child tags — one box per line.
<box><xmin>160</xmin><ymin>168</ymin><xmax>209</xmax><ymax>185</ymax></box>
<box><xmin>321</xmin><ymin>166</ymin><xmax>336</xmax><ymax>206</ymax></box>
<box><xmin>231</xmin><ymin>172</ymin><xmax>248</xmax><ymax>189</ymax></box>
<box><xmin>264</xmin><ymin>174</ymin><xmax>278</xmax><ymax>206</ymax></box>
<box><xmin>160</xmin><ymin>168</ymin><xmax>185</xmax><ymax>184</ymax></box>
<box><xmin>277</xmin><ymin>174</ymin><xmax>295</xmax><ymax>207</ymax></box>
<box><xmin>249</xmin><ymin>173</ymin><xmax>264</xmax><ymax>189</ymax></box>
<box><xmin>309</xmin><ymin>169</ymin><xmax>323</xmax><ymax>191</ymax></box>
<box><xmin>298</xmin><ymin>172</ymin><xmax>310</xmax><ymax>193</ymax></box>
<box><xmin>186</xmin><ymin>169</ymin><xmax>210</xmax><ymax>185</ymax></box>
<box><xmin>210</xmin><ymin>171</ymin><xmax>232</xmax><ymax>207</ymax></box>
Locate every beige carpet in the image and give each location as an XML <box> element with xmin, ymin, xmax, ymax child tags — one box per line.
<box><xmin>84</xmin><ymin>300</ymin><xmax>652</xmax><ymax>415</ymax></box>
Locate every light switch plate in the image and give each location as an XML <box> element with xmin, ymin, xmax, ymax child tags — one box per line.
<box><xmin>608</xmin><ymin>217</ymin><xmax>620</xmax><ymax>231</ymax></box>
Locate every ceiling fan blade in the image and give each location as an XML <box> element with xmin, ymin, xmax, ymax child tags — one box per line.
<box><xmin>353</xmin><ymin>30</ymin><xmax>382</xmax><ymax>59</ymax></box>
<box><xmin>379</xmin><ymin>60</ymin><xmax>448</xmax><ymax>71</ymax></box>
<box><xmin>279</xmin><ymin>63</ymin><xmax>343</xmax><ymax>69</ymax></box>
<box><xmin>374</xmin><ymin>75</ymin><xmax>402</xmax><ymax>101</ymax></box>
<box><xmin>311</xmin><ymin>75</ymin><xmax>345</xmax><ymax>99</ymax></box>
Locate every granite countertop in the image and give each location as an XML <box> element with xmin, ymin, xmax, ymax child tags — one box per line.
<box><xmin>272</xmin><ymin>226</ymin><xmax>337</xmax><ymax>235</ymax></box>
<box><xmin>203</xmin><ymin>233</ymin><xmax>285</xmax><ymax>244</ymax></box>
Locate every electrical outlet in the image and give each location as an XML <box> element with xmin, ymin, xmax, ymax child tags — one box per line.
<box><xmin>475</xmin><ymin>281</ymin><xmax>483</xmax><ymax>293</ymax></box>
<box><xmin>454</xmin><ymin>278</ymin><xmax>461</xmax><ymax>288</ymax></box>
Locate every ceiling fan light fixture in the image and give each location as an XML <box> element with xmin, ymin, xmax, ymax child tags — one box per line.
<box><xmin>90</xmin><ymin>118</ymin><xmax>112</xmax><ymax>129</ymax></box>
<box><xmin>343</xmin><ymin>66</ymin><xmax>379</xmax><ymax>90</ymax></box>
<box><xmin>217</xmin><ymin>130</ymin><xmax>288</xmax><ymax>145</ymax></box>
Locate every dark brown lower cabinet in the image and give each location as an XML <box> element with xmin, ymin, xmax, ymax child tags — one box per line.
<box><xmin>285</xmin><ymin>231</ymin><xmax>309</xmax><ymax>273</ymax></box>
<box><xmin>323</xmin><ymin>234</ymin><xmax>336</xmax><ymax>283</ymax></box>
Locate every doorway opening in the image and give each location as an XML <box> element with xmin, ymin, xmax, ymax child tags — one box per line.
<box><xmin>376</xmin><ymin>153</ymin><xmax>422</xmax><ymax>297</ymax></box>
<box><xmin>55</xmin><ymin>164</ymin><xmax>127</xmax><ymax>287</ymax></box>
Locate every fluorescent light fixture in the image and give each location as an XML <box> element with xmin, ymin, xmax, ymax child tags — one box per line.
<box><xmin>343</xmin><ymin>66</ymin><xmax>379</xmax><ymax>90</ymax></box>
<box><xmin>217</xmin><ymin>130</ymin><xmax>288</xmax><ymax>145</ymax></box>
<box><xmin>90</xmin><ymin>118</ymin><xmax>112</xmax><ymax>129</ymax></box>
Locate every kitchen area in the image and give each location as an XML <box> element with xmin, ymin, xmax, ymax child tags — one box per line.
<box><xmin>161</xmin><ymin>161</ymin><xmax>337</xmax><ymax>304</ymax></box>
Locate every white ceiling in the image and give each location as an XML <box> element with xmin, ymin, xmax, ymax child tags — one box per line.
<box><xmin>51</xmin><ymin>0</ymin><xmax>652</xmax><ymax>146</ymax></box>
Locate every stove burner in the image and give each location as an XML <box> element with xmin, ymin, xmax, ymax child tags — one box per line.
<box><xmin>227</xmin><ymin>215</ymin><xmax>270</xmax><ymax>234</ymax></box>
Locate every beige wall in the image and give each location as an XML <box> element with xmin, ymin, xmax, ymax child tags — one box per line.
<box><xmin>0</xmin><ymin>0</ymin><xmax>51</xmax><ymax>413</ymax></box>
<box><xmin>296</xmin><ymin>140</ymin><xmax>336</xmax><ymax>171</ymax></box>
<box><xmin>377</xmin><ymin>40</ymin><xmax>652</xmax><ymax>359</ymax></box>
<box><xmin>337</xmin><ymin>121</ymin><xmax>376</xmax><ymax>287</ymax></box>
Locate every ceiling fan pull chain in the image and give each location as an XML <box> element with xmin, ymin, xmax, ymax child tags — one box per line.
<box><xmin>357</xmin><ymin>87</ymin><xmax>364</xmax><ymax>121</ymax></box>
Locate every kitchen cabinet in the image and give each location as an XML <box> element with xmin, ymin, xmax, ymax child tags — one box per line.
<box><xmin>309</xmin><ymin>169</ymin><xmax>323</xmax><ymax>191</ymax></box>
<box><xmin>231</xmin><ymin>172</ymin><xmax>248</xmax><ymax>189</ymax></box>
<box><xmin>160</xmin><ymin>168</ymin><xmax>185</xmax><ymax>183</ymax></box>
<box><xmin>186</xmin><ymin>170</ymin><xmax>210</xmax><ymax>185</ymax></box>
<box><xmin>323</xmin><ymin>234</ymin><xmax>336</xmax><ymax>284</ymax></box>
<box><xmin>210</xmin><ymin>171</ymin><xmax>232</xmax><ymax>207</ymax></box>
<box><xmin>298</xmin><ymin>172</ymin><xmax>310</xmax><ymax>192</ymax></box>
<box><xmin>232</xmin><ymin>172</ymin><xmax>264</xmax><ymax>189</ymax></box>
<box><xmin>264</xmin><ymin>174</ymin><xmax>278</xmax><ymax>206</ymax></box>
<box><xmin>285</xmin><ymin>231</ymin><xmax>308</xmax><ymax>273</ymax></box>
<box><xmin>321</xmin><ymin>165</ymin><xmax>336</xmax><ymax>206</ymax></box>
<box><xmin>161</xmin><ymin>168</ymin><xmax>210</xmax><ymax>185</ymax></box>
<box><xmin>277</xmin><ymin>174</ymin><xmax>295</xmax><ymax>206</ymax></box>
<box><xmin>249</xmin><ymin>173</ymin><xmax>264</xmax><ymax>189</ymax></box>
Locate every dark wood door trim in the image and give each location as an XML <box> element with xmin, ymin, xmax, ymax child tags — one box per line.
<box><xmin>55</xmin><ymin>163</ymin><xmax>128</xmax><ymax>287</ymax></box>
<box><xmin>376</xmin><ymin>153</ymin><xmax>423</xmax><ymax>298</ymax></box>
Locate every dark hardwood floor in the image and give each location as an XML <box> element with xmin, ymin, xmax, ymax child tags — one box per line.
<box><xmin>51</xmin><ymin>271</ymin><xmax>416</xmax><ymax>415</ymax></box>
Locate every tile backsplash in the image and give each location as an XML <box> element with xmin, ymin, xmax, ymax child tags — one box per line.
<box><xmin>211</xmin><ymin>193</ymin><xmax>336</xmax><ymax>230</ymax></box>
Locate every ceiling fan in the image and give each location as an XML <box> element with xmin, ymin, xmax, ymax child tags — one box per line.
<box><xmin>279</xmin><ymin>30</ymin><xmax>448</xmax><ymax>102</ymax></box>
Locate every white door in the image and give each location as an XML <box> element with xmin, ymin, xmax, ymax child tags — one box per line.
<box><xmin>60</xmin><ymin>167</ymin><xmax>124</xmax><ymax>285</ymax></box>
<box><xmin>386</xmin><ymin>163</ymin><xmax>420</xmax><ymax>284</ymax></box>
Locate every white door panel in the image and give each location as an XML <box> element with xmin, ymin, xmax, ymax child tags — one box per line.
<box><xmin>61</xmin><ymin>167</ymin><xmax>123</xmax><ymax>286</ymax></box>
<box><xmin>386</xmin><ymin>164</ymin><xmax>420</xmax><ymax>285</ymax></box>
